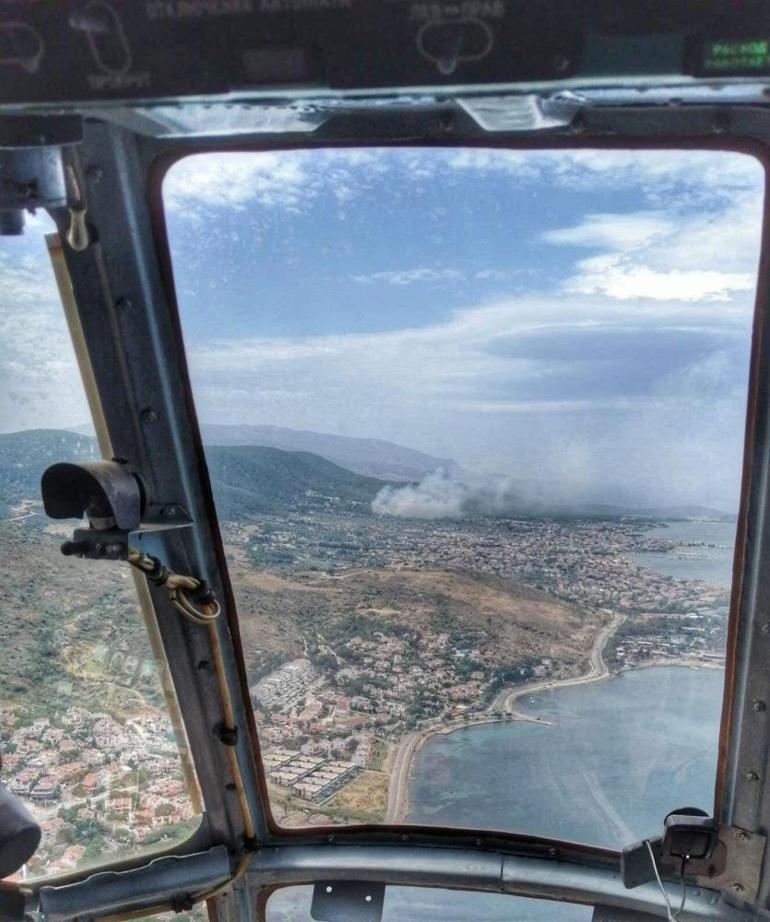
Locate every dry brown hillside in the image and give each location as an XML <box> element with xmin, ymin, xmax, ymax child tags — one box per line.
<box><xmin>229</xmin><ymin>562</ymin><xmax>602</xmax><ymax>681</ymax></box>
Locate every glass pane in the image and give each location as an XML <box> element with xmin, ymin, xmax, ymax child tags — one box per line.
<box><xmin>164</xmin><ymin>148</ymin><xmax>761</xmax><ymax>844</ymax></box>
<box><xmin>266</xmin><ymin>885</ymin><xmax>591</xmax><ymax>921</ymax></box>
<box><xmin>0</xmin><ymin>216</ymin><xmax>200</xmax><ymax>876</ymax></box>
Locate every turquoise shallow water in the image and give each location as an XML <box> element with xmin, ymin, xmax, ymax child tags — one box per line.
<box><xmin>406</xmin><ymin>666</ymin><xmax>723</xmax><ymax>848</ymax></box>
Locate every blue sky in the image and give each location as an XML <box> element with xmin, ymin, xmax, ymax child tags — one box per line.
<box><xmin>0</xmin><ymin>148</ymin><xmax>764</xmax><ymax>510</ymax></box>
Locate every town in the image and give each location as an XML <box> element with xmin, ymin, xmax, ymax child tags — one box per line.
<box><xmin>4</xmin><ymin>511</ymin><xmax>731</xmax><ymax>867</ymax></box>
<box><xmin>2</xmin><ymin>705</ymin><xmax>196</xmax><ymax>875</ymax></box>
<box><xmin>229</xmin><ymin>512</ymin><xmax>730</xmax><ymax>826</ymax></box>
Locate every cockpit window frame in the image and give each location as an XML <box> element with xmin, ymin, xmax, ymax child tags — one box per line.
<box><xmin>22</xmin><ymin>101</ymin><xmax>770</xmax><ymax>920</ymax></box>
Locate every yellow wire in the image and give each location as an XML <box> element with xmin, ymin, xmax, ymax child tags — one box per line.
<box><xmin>126</xmin><ymin>551</ymin><xmax>258</xmax><ymax>844</ymax></box>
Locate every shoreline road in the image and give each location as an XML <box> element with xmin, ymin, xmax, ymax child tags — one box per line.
<box><xmin>492</xmin><ymin>611</ymin><xmax>623</xmax><ymax>718</ymax></box>
<box><xmin>385</xmin><ymin>730</ymin><xmax>421</xmax><ymax>822</ymax></box>
<box><xmin>385</xmin><ymin>611</ymin><xmax>624</xmax><ymax>822</ymax></box>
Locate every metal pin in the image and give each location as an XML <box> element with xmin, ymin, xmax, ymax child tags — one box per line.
<box><xmin>66</xmin><ymin>207</ymin><xmax>89</xmax><ymax>252</ymax></box>
<box><xmin>65</xmin><ymin>165</ymin><xmax>90</xmax><ymax>251</ymax></box>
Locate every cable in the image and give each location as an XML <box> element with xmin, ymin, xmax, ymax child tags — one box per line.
<box><xmin>645</xmin><ymin>840</ymin><xmax>687</xmax><ymax>922</ymax></box>
<box><xmin>676</xmin><ymin>856</ymin><xmax>687</xmax><ymax>920</ymax></box>
<box><xmin>128</xmin><ymin>549</ymin><xmax>221</xmax><ymax>624</ymax></box>
<box><xmin>126</xmin><ymin>550</ymin><xmax>257</xmax><ymax>838</ymax></box>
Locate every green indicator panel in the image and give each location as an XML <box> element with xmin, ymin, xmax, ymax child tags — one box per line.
<box><xmin>702</xmin><ymin>38</ymin><xmax>770</xmax><ymax>75</ymax></box>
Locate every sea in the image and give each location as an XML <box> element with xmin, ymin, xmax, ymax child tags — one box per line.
<box><xmin>268</xmin><ymin>521</ymin><xmax>732</xmax><ymax>922</ymax></box>
<box><xmin>629</xmin><ymin>519</ymin><xmax>737</xmax><ymax>588</ymax></box>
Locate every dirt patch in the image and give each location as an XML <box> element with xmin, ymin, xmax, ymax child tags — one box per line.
<box><xmin>323</xmin><ymin>771</ymin><xmax>389</xmax><ymax>823</ymax></box>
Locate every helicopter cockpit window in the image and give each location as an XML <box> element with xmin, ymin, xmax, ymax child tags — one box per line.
<box><xmin>0</xmin><ymin>217</ymin><xmax>201</xmax><ymax>877</ymax></box>
<box><xmin>163</xmin><ymin>148</ymin><xmax>762</xmax><ymax>842</ymax></box>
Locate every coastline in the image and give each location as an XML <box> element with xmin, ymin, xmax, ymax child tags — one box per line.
<box><xmin>384</xmin><ymin>611</ymin><xmax>724</xmax><ymax>823</ymax></box>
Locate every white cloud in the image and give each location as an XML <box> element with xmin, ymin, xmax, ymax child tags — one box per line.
<box><xmin>474</xmin><ymin>269</ymin><xmax>526</xmax><ymax>281</ymax></box>
<box><xmin>352</xmin><ymin>266</ymin><xmax>530</xmax><ymax>286</ymax></box>
<box><xmin>546</xmin><ymin>189</ymin><xmax>761</xmax><ymax>302</ymax></box>
<box><xmin>164</xmin><ymin>152</ymin><xmax>310</xmax><ymax>214</ymax></box>
<box><xmin>565</xmin><ymin>254</ymin><xmax>754</xmax><ymax>302</ymax></box>
<box><xmin>352</xmin><ymin>267</ymin><xmax>464</xmax><ymax>286</ymax></box>
<box><xmin>542</xmin><ymin>212</ymin><xmax>672</xmax><ymax>249</ymax></box>
<box><xmin>164</xmin><ymin>148</ymin><xmax>393</xmax><ymax>218</ymax></box>
<box><xmin>446</xmin><ymin>148</ymin><xmax>763</xmax><ymax>202</ymax></box>
<box><xmin>164</xmin><ymin>148</ymin><xmax>764</xmax><ymax>223</ymax></box>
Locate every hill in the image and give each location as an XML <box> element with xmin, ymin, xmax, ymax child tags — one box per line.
<box><xmin>0</xmin><ymin>429</ymin><xmax>98</xmax><ymax>518</ymax></box>
<box><xmin>72</xmin><ymin>422</ymin><xmax>453</xmax><ymax>482</ymax></box>
<box><xmin>0</xmin><ymin>429</ymin><xmax>386</xmax><ymax>522</ymax></box>
<box><xmin>204</xmin><ymin>444</ymin><xmax>385</xmax><ymax>519</ymax></box>
<box><xmin>199</xmin><ymin>423</ymin><xmax>452</xmax><ymax>482</ymax></box>
<box><xmin>228</xmin><ymin>565</ymin><xmax>600</xmax><ymax>683</ymax></box>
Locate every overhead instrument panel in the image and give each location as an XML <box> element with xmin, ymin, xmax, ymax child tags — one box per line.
<box><xmin>0</xmin><ymin>0</ymin><xmax>582</xmax><ymax>103</ymax></box>
<box><xmin>0</xmin><ymin>0</ymin><xmax>768</xmax><ymax>109</ymax></box>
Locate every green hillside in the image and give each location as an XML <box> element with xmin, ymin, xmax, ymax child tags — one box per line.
<box><xmin>0</xmin><ymin>429</ymin><xmax>98</xmax><ymax>518</ymax></box>
<box><xmin>0</xmin><ymin>430</ymin><xmax>385</xmax><ymax>522</ymax></box>
<box><xmin>205</xmin><ymin>444</ymin><xmax>385</xmax><ymax>519</ymax></box>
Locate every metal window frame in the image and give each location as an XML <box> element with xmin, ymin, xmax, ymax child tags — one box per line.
<box><xmin>20</xmin><ymin>97</ymin><xmax>770</xmax><ymax>921</ymax></box>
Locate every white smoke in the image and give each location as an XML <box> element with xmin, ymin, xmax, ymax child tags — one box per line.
<box><xmin>371</xmin><ymin>469</ymin><xmax>468</xmax><ymax>519</ymax></box>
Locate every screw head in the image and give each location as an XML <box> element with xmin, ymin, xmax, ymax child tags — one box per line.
<box><xmin>761</xmin><ymin>622</ymin><xmax>770</xmax><ymax>635</ymax></box>
<box><xmin>140</xmin><ymin>407</ymin><xmax>158</xmax><ymax>425</ymax></box>
<box><xmin>86</xmin><ymin>165</ymin><xmax>104</xmax><ymax>183</ymax></box>
<box><xmin>732</xmin><ymin>882</ymin><xmax>745</xmax><ymax>894</ymax></box>
<box><xmin>746</xmin><ymin>770</ymin><xmax>760</xmax><ymax>782</ymax></box>
<box><xmin>753</xmin><ymin>700</ymin><xmax>766</xmax><ymax>712</ymax></box>
<box><xmin>712</xmin><ymin>113</ymin><xmax>730</xmax><ymax>134</ymax></box>
<box><xmin>738</xmin><ymin>831</ymin><xmax>750</xmax><ymax>842</ymax></box>
<box><xmin>115</xmin><ymin>296</ymin><xmax>132</xmax><ymax>311</ymax></box>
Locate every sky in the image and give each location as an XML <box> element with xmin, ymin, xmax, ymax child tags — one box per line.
<box><xmin>0</xmin><ymin>147</ymin><xmax>764</xmax><ymax>511</ymax></box>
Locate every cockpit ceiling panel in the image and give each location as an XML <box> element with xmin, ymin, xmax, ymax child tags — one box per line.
<box><xmin>0</xmin><ymin>0</ymin><xmax>769</xmax><ymax>111</ymax></box>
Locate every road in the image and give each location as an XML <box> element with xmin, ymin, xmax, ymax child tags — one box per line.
<box><xmin>492</xmin><ymin>611</ymin><xmax>622</xmax><ymax>718</ymax></box>
<box><xmin>385</xmin><ymin>729</ymin><xmax>421</xmax><ymax>822</ymax></box>
<box><xmin>385</xmin><ymin>611</ymin><xmax>624</xmax><ymax>822</ymax></box>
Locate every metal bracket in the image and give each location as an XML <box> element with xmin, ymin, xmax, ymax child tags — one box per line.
<box><xmin>695</xmin><ymin>826</ymin><xmax>767</xmax><ymax>904</ymax></box>
<box><xmin>310</xmin><ymin>881</ymin><xmax>385</xmax><ymax>922</ymax></box>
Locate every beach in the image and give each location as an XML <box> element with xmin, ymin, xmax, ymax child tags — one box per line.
<box><xmin>385</xmin><ymin>611</ymin><xmax>624</xmax><ymax>822</ymax></box>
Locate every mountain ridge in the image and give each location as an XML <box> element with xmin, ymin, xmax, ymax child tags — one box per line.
<box><xmin>0</xmin><ymin>429</ymin><xmax>385</xmax><ymax>521</ymax></box>
<box><xmin>68</xmin><ymin>422</ymin><xmax>454</xmax><ymax>483</ymax></box>
<box><xmin>0</xmin><ymin>428</ymin><xmax>734</xmax><ymax>523</ymax></box>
